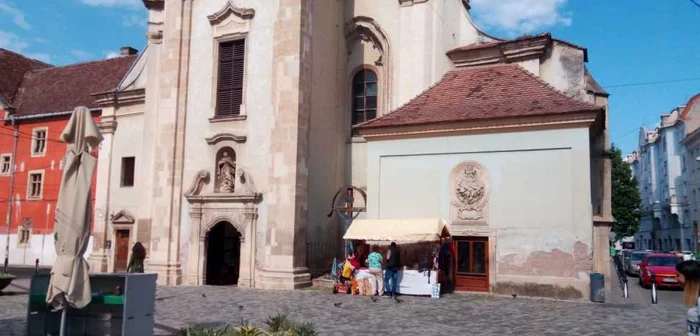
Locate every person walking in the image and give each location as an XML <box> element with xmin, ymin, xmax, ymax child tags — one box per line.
<box><xmin>676</xmin><ymin>260</ymin><xmax>700</xmax><ymax>335</ymax></box>
<box><xmin>126</xmin><ymin>242</ymin><xmax>146</xmax><ymax>273</ymax></box>
<box><xmin>367</xmin><ymin>245</ymin><xmax>384</xmax><ymax>297</ymax></box>
<box><xmin>384</xmin><ymin>242</ymin><xmax>400</xmax><ymax>298</ymax></box>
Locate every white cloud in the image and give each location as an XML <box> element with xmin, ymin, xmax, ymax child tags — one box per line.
<box><xmin>25</xmin><ymin>52</ymin><xmax>51</xmax><ymax>63</ymax></box>
<box><xmin>0</xmin><ymin>0</ymin><xmax>30</xmax><ymax>30</ymax></box>
<box><xmin>104</xmin><ymin>51</ymin><xmax>120</xmax><ymax>59</ymax></box>
<box><xmin>78</xmin><ymin>0</ymin><xmax>141</xmax><ymax>8</ymax></box>
<box><xmin>0</xmin><ymin>30</ymin><xmax>29</xmax><ymax>52</ymax></box>
<box><xmin>70</xmin><ymin>49</ymin><xmax>93</xmax><ymax>60</ymax></box>
<box><xmin>121</xmin><ymin>14</ymin><xmax>146</xmax><ymax>29</ymax></box>
<box><xmin>471</xmin><ymin>0</ymin><xmax>572</xmax><ymax>35</ymax></box>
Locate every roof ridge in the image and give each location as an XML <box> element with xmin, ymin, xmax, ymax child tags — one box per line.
<box><xmin>29</xmin><ymin>55</ymin><xmax>137</xmax><ymax>73</ymax></box>
<box><xmin>509</xmin><ymin>64</ymin><xmax>601</xmax><ymax>111</ymax></box>
<box><xmin>0</xmin><ymin>48</ymin><xmax>53</xmax><ymax>68</ymax></box>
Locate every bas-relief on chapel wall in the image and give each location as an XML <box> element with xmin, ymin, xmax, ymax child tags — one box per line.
<box><xmin>450</xmin><ymin>161</ymin><xmax>490</xmax><ymax>225</ymax></box>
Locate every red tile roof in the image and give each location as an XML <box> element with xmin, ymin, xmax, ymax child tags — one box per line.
<box><xmin>12</xmin><ymin>56</ymin><xmax>136</xmax><ymax>117</ymax></box>
<box><xmin>358</xmin><ymin>64</ymin><xmax>602</xmax><ymax>129</ymax></box>
<box><xmin>0</xmin><ymin>49</ymin><xmax>52</xmax><ymax>105</ymax></box>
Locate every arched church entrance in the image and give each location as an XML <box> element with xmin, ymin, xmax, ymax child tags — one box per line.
<box><xmin>205</xmin><ymin>221</ymin><xmax>241</xmax><ymax>286</ymax></box>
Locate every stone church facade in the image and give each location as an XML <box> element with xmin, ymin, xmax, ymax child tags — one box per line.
<box><xmin>88</xmin><ymin>0</ymin><xmax>614</xmax><ymax>298</ymax></box>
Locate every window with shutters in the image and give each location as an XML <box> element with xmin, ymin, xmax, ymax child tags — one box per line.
<box><xmin>351</xmin><ymin>69</ymin><xmax>378</xmax><ymax>125</ymax></box>
<box><xmin>0</xmin><ymin>154</ymin><xmax>11</xmax><ymax>175</ymax></box>
<box><xmin>215</xmin><ymin>39</ymin><xmax>245</xmax><ymax>117</ymax></box>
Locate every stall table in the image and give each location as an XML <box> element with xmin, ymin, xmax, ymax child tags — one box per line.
<box><xmin>356</xmin><ymin>269</ymin><xmax>438</xmax><ymax>296</ymax></box>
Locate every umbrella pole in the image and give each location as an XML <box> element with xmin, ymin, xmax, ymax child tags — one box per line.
<box><xmin>59</xmin><ymin>307</ymin><xmax>67</xmax><ymax>336</ymax></box>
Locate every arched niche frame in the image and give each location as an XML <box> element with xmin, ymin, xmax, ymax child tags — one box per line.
<box><xmin>345</xmin><ymin>16</ymin><xmax>392</xmax><ymax>121</ymax></box>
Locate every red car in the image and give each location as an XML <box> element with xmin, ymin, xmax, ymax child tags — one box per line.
<box><xmin>638</xmin><ymin>252</ymin><xmax>683</xmax><ymax>289</ymax></box>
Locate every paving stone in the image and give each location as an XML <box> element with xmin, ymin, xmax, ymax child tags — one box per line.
<box><xmin>0</xmin><ymin>283</ymin><xmax>688</xmax><ymax>335</ymax></box>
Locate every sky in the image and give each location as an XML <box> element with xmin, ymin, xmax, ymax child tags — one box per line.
<box><xmin>0</xmin><ymin>0</ymin><xmax>698</xmax><ymax>155</ymax></box>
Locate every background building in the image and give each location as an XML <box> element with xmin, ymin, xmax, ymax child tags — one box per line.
<box><xmin>628</xmin><ymin>94</ymin><xmax>700</xmax><ymax>253</ymax></box>
<box><xmin>0</xmin><ymin>48</ymin><xmax>136</xmax><ymax>266</ymax></box>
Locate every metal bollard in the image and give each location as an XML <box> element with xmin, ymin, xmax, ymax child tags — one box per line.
<box><xmin>3</xmin><ymin>257</ymin><xmax>7</xmax><ymax>273</ymax></box>
<box><xmin>35</xmin><ymin>259</ymin><xmax>39</xmax><ymax>274</ymax></box>
<box><xmin>651</xmin><ymin>275</ymin><xmax>658</xmax><ymax>304</ymax></box>
<box><xmin>623</xmin><ymin>280</ymin><xmax>629</xmax><ymax>298</ymax></box>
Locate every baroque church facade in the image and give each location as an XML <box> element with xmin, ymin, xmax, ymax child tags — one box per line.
<box><xmin>88</xmin><ymin>0</ymin><xmax>614</xmax><ymax>298</ymax></box>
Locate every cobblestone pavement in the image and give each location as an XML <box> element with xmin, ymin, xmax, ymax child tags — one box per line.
<box><xmin>0</xmin><ymin>277</ymin><xmax>688</xmax><ymax>336</ymax></box>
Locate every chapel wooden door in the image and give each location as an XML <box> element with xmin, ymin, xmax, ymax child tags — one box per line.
<box><xmin>115</xmin><ymin>229</ymin><xmax>130</xmax><ymax>272</ymax></box>
<box><xmin>454</xmin><ymin>236</ymin><xmax>489</xmax><ymax>292</ymax></box>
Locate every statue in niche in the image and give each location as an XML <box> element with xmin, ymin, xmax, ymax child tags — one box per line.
<box><xmin>217</xmin><ymin>152</ymin><xmax>236</xmax><ymax>193</ymax></box>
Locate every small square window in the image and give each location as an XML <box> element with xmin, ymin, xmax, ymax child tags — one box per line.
<box><xmin>27</xmin><ymin>171</ymin><xmax>43</xmax><ymax>199</ymax></box>
<box><xmin>121</xmin><ymin>157</ymin><xmax>135</xmax><ymax>187</ymax></box>
<box><xmin>0</xmin><ymin>154</ymin><xmax>11</xmax><ymax>175</ymax></box>
<box><xmin>31</xmin><ymin>128</ymin><xmax>47</xmax><ymax>156</ymax></box>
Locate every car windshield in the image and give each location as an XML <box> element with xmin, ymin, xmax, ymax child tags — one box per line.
<box><xmin>631</xmin><ymin>253</ymin><xmax>645</xmax><ymax>261</ymax></box>
<box><xmin>646</xmin><ymin>256</ymin><xmax>679</xmax><ymax>267</ymax></box>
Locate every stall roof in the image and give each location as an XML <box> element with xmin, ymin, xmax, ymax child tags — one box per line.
<box><xmin>343</xmin><ymin>218</ymin><xmax>450</xmax><ymax>242</ymax></box>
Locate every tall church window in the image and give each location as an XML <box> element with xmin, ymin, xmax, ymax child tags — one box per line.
<box><xmin>351</xmin><ymin>69</ymin><xmax>378</xmax><ymax>125</ymax></box>
<box><xmin>216</xmin><ymin>39</ymin><xmax>245</xmax><ymax>117</ymax></box>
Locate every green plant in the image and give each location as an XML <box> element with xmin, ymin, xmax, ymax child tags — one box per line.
<box><xmin>290</xmin><ymin>322</ymin><xmax>316</xmax><ymax>336</ymax></box>
<box><xmin>232</xmin><ymin>321</ymin><xmax>266</xmax><ymax>336</ymax></box>
<box><xmin>177</xmin><ymin>324</ymin><xmax>237</xmax><ymax>336</ymax></box>
<box><xmin>264</xmin><ymin>314</ymin><xmax>293</xmax><ymax>332</ymax></box>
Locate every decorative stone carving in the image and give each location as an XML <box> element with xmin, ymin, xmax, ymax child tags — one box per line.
<box><xmin>450</xmin><ymin>161</ymin><xmax>490</xmax><ymax>224</ymax></box>
<box><xmin>217</xmin><ymin>152</ymin><xmax>236</xmax><ymax>193</ymax></box>
<box><xmin>205</xmin><ymin>133</ymin><xmax>247</xmax><ymax>145</ymax></box>
<box><xmin>111</xmin><ymin>210</ymin><xmax>135</xmax><ymax>225</ymax></box>
<box><xmin>236</xmin><ymin>166</ymin><xmax>258</xmax><ymax>195</ymax></box>
<box><xmin>208</xmin><ymin>1</ymin><xmax>255</xmax><ymax>25</ymax></box>
<box><xmin>184</xmin><ymin>170</ymin><xmax>210</xmax><ymax>197</ymax></box>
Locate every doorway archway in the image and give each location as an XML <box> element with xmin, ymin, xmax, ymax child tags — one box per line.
<box><xmin>205</xmin><ymin>221</ymin><xmax>241</xmax><ymax>285</ymax></box>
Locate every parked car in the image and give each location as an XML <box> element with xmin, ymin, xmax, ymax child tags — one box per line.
<box><xmin>638</xmin><ymin>252</ymin><xmax>683</xmax><ymax>289</ymax></box>
<box><xmin>625</xmin><ymin>251</ymin><xmax>647</xmax><ymax>276</ymax></box>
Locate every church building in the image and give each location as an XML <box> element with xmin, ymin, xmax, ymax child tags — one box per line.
<box><xmin>89</xmin><ymin>0</ymin><xmax>613</xmax><ymax>299</ymax></box>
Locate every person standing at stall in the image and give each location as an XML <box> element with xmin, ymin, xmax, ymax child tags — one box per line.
<box><xmin>367</xmin><ymin>245</ymin><xmax>384</xmax><ymax>297</ymax></box>
<box><xmin>384</xmin><ymin>242</ymin><xmax>401</xmax><ymax>298</ymax></box>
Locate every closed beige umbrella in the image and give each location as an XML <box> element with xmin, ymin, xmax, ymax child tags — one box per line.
<box><xmin>47</xmin><ymin>106</ymin><xmax>103</xmax><ymax>311</ymax></box>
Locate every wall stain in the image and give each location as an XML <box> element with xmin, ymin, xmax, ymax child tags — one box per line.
<box><xmin>498</xmin><ymin>241</ymin><xmax>592</xmax><ymax>278</ymax></box>
<box><xmin>494</xmin><ymin>281</ymin><xmax>583</xmax><ymax>300</ymax></box>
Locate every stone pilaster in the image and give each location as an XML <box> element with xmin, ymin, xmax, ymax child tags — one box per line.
<box><xmin>88</xmin><ymin>116</ymin><xmax>117</xmax><ymax>273</ymax></box>
<box><xmin>143</xmin><ymin>0</ymin><xmax>193</xmax><ymax>285</ymax></box>
<box><xmin>258</xmin><ymin>0</ymin><xmax>313</xmax><ymax>290</ymax></box>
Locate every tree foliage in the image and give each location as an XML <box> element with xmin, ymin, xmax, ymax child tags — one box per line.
<box><xmin>611</xmin><ymin>144</ymin><xmax>642</xmax><ymax>240</ymax></box>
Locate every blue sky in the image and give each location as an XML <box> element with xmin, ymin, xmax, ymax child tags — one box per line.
<box><xmin>1</xmin><ymin>0</ymin><xmax>698</xmax><ymax>155</ymax></box>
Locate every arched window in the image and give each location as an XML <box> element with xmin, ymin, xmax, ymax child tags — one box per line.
<box><xmin>351</xmin><ymin>69</ymin><xmax>378</xmax><ymax>125</ymax></box>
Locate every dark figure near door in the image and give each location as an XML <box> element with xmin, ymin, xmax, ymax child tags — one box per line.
<box><xmin>127</xmin><ymin>242</ymin><xmax>146</xmax><ymax>273</ymax></box>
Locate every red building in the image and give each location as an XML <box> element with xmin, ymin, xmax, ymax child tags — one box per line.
<box><xmin>0</xmin><ymin>48</ymin><xmax>136</xmax><ymax>266</ymax></box>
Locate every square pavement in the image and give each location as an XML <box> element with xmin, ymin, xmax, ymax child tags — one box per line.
<box><xmin>0</xmin><ymin>276</ymin><xmax>688</xmax><ymax>336</ymax></box>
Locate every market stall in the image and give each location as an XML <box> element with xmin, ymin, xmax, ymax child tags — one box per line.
<box><xmin>342</xmin><ymin>218</ymin><xmax>453</xmax><ymax>297</ymax></box>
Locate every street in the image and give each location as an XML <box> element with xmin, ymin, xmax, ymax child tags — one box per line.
<box><xmin>0</xmin><ymin>265</ymin><xmax>690</xmax><ymax>336</ymax></box>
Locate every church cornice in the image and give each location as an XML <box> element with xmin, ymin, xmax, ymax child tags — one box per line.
<box><xmin>398</xmin><ymin>0</ymin><xmax>429</xmax><ymax>6</ymax></box>
<box><xmin>208</xmin><ymin>1</ymin><xmax>255</xmax><ymax>25</ymax></box>
<box><xmin>142</xmin><ymin>0</ymin><xmax>164</xmax><ymax>10</ymax></box>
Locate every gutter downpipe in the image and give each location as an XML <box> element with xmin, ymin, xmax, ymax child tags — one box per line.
<box><xmin>3</xmin><ymin>116</ymin><xmax>18</xmax><ymax>272</ymax></box>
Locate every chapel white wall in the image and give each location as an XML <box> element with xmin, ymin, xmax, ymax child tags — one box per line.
<box><xmin>365</xmin><ymin>127</ymin><xmax>594</xmax><ymax>296</ymax></box>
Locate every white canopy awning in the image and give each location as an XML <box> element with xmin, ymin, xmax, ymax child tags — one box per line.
<box><xmin>343</xmin><ymin>218</ymin><xmax>450</xmax><ymax>242</ymax></box>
